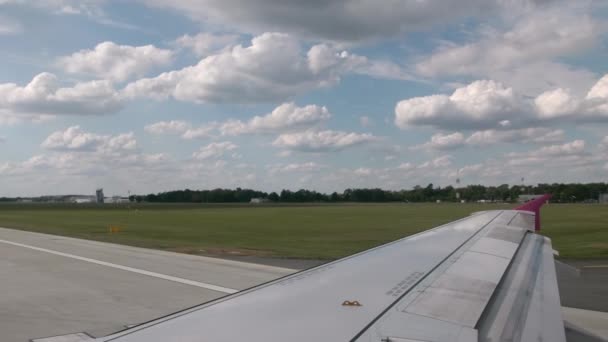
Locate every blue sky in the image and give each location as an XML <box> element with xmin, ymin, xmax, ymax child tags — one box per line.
<box><xmin>0</xmin><ymin>0</ymin><xmax>607</xmax><ymax>196</ymax></box>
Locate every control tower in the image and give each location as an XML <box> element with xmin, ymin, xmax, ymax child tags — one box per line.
<box><xmin>96</xmin><ymin>188</ymin><xmax>104</xmax><ymax>204</ymax></box>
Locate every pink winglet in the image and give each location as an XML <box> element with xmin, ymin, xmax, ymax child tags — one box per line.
<box><xmin>515</xmin><ymin>194</ymin><xmax>552</xmax><ymax>232</ymax></box>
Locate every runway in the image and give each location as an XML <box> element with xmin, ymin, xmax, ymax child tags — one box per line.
<box><xmin>1</xmin><ymin>227</ymin><xmax>606</xmax><ymax>342</ymax></box>
<box><xmin>0</xmin><ymin>227</ymin><xmax>293</xmax><ymax>341</ymax></box>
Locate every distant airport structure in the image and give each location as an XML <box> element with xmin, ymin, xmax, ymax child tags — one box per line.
<box><xmin>600</xmin><ymin>193</ymin><xmax>608</xmax><ymax>204</ymax></box>
<box><xmin>68</xmin><ymin>195</ymin><xmax>95</xmax><ymax>204</ymax></box>
<box><xmin>107</xmin><ymin>196</ymin><xmax>130</xmax><ymax>204</ymax></box>
<box><xmin>96</xmin><ymin>188</ymin><xmax>104</xmax><ymax>204</ymax></box>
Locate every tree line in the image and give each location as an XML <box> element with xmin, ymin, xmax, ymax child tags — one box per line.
<box><xmin>128</xmin><ymin>183</ymin><xmax>608</xmax><ymax>203</ymax></box>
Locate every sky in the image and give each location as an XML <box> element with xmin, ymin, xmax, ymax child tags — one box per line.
<box><xmin>0</xmin><ymin>0</ymin><xmax>607</xmax><ymax>197</ymax></box>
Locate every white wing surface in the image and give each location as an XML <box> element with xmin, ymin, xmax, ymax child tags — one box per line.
<box><xmin>95</xmin><ymin>205</ymin><xmax>565</xmax><ymax>341</ymax></box>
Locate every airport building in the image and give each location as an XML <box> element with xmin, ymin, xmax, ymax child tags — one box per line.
<box><xmin>96</xmin><ymin>188</ymin><xmax>104</xmax><ymax>203</ymax></box>
<box><xmin>600</xmin><ymin>193</ymin><xmax>608</xmax><ymax>204</ymax></box>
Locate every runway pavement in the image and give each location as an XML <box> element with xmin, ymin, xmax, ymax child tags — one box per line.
<box><xmin>0</xmin><ymin>227</ymin><xmax>293</xmax><ymax>342</ymax></box>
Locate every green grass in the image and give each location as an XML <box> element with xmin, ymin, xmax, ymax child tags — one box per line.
<box><xmin>0</xmin><ymin>203</ymin><xmax>605</xmax><ymax>260</ymax></box>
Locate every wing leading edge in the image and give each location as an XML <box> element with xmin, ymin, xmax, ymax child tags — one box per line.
<box><xmin>96</xmin><ymin>201</ymin><xmax>564</xmax><ymax>342</ymax></box>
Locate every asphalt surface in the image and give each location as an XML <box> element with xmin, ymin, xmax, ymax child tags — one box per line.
<box><xmin>556</xmin><ymin>259</ymin><xmax>608</xmax><ymax>313</ymax></box>
<box><xmin>0</xmin><ymin>227</ymin><xmax>292</xmax><ymax>342</ymax></box>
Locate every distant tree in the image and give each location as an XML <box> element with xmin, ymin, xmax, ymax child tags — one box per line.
<box><xmin>268</xmin><ymin>192</ymin><xmax>279</xmax><ymax>202</ymax></box>
<box><xmin>128</xmin><ymin>182</ymin><xmax>606</xmax><ymax>203</ymax></box>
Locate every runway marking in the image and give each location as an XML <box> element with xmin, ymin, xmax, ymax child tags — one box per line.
<box><xmin>0</xmin><ymin>239</ymin><xmax>238</xmax><ymax>294</ymax></box>
<box><xmin>582</xmin><ymin>265</ymin><xmax>608</xmax><ymax>269</ymax></box>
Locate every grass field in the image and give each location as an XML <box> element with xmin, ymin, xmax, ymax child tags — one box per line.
<box><xmin>0</xmin><ymin>203</ymin><xmax>605</xmax><ymax>260</ymax></box>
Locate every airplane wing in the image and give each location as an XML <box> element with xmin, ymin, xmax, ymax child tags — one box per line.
<box><xmin>95</xmin><ymin>195</ymin><xmax>565</xmax><ymax>342</ymax></box>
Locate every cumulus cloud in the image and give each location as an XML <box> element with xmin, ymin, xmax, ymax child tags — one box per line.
<box><xmin>144</xmin><ymin>120</ymin><xmax>217</xmax><ymax>139</ymax></box>
<box><xmin>57</xmin><ymin>41</ymin><xmax>173</xmax><ymax>82</ymax></box>
<box><xmin>412</xmin><ymin>132</ymin><xmax>465</xmax><ymax>150</ymax></box>
<box><xmin>0</xmin><ymin>149</ymin><xmax>174</xmax><ymax>195</ymax></box>
<box><xmin>415</xmin><ymin>127</ymin><xmax>566</xmax><ymax>151</ymax></box>
<box><xmin>416</xmin><ymin>7</ymin><xmax>600</xmax><ymax>94</ymax></box>
<box><xmin>395</xmin><ymin>80</ymin><xmax>527</xmax><ymax>130</ymax></box>
<box><xmin>505</xmin><ymin>140</ymin><xmax>588</xmax><ymax>167</ymax></box>
<box><xmin>418</xmin><ymin>11</ymin><xmax>597</xmax><ymax>77</ymax></box>
<box><xmin>174</xmin><ymin>32</ymin><xmax>239</xmax><ymax>57</ymax></box>
<box><xmin>124</xmin><ymin>33</ymin><xmax>408</xmax><ymax>103</ymax></box>
<box><xmin>220</xmin><ymin>103</ymin><xmax>330</xmax><ymax>135</ymax></box>
<box><xmin>41</xmin><ymin>126</ymin><xmax>136</xmax><ymax>153</ymax></box>
<box><xmin>269</xmin><ymin>162</ymin><xmax>325</xmax><ymax>174</ymax></box>
<box><xmin>182</xmin><ymin>125</ymin><xmax>217</xmax><ymax>140</ymax></box>
<box><xmin>144</xmin><ymin>120</ymin><xmax>191</xmax><ymax>135</ymax></box>
<box><xmin>530</xmin><ymin>140</ymin><xmax>586</xmax><ymax>157</ymax></box>
<box><xmin>272</xmin><ymin>129</ymin><xmax>377</xmax><ymax>152</ymax></box>
<box><xmin>0</xmin><ymin>73</ymin><xmax>123</xmax><ymax>118</ymax></box>
<box><xmin>143</xmin><ymin>102</ymin><xmax>329</xmax><ymax>140</ymax></box>
<box><xmin>465</xmin><ymin>128</ymin><xmax>565</xmax><ymax>145</ymax></box>
<box><xmin>139</xmin><ymin>0</ymin><xmax>545</xmax><ymax>42</ymax></box>
<box><xmin>418</xmin><ymin>155</ymin><xmax>452</xmax><ymax>168</ymax></box>
<box><xmin>395</xmin><ymin>74</ymin><xmax>608</xmax><ymax>130</ymax></box>
<box><xmin>192</xmin><ymin>141</ymin><xmax>238</xmax><ymax>160</ymax></box>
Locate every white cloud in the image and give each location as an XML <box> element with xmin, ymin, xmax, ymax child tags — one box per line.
<box><xmin>41</xmin><ymin>126</ymin><xmax>136</xmax><ymax>153</ymax></box>
<box><xmin>418</xmin><ymin>11</ymin><xmax>597</xmax><ymax>77</ymax></box>
<box><xmin>182</xmin><ymin>125</ymin><xmax>217</xmax><ymax>140</ymax></box>
<box><xmin>144</xmin><ymin>119</ymin><xmax>216</xmax><ymax>140</ymax></box>
<box><xmin>139</xmin><ymin>0</ymin><xmax>545</xmax><ymax>42</ymax></box>
<box><xmin>487</xmin><ymin>61</ymin><xmax>598</xmax><ymax>98</ymax></box>
<box><xmin>0</xmin><ymin>73</ymin><xmax>124</xmax><ymax>118</ymax></box>
<box><xmin>192</xmin><ymin>141</ymin><xmax>238</xmax><ymax>160</ymax></box>
<box><xmin>412</xmin><ymin>132</ymin><xmax>465</xmax><ymax>150</ymax></box>
<box><xmin>307</xmin><ymin>44</ymin><xmax>411</xmax><ymax>80</ymax></box>
<box><xmin>57</xmin><ymin>41</ymin><xmax>173</xmax><ymax>82</ymax></box>
<box><xmin>534</xmin><ymin>88</ymin><xmax>581</xmax><ymax>119</ymax></box>
<box><xmin>415</xmin><ymin>7</ymin><xmax>600</xmax><ymax>95</ymax></box>
<box><xmin>533</xmin><ymin>140</ymin><xmax>586</xmax><ymax>157</ymax></box>
<box><xmin>395</xmin><ymin>80</ymin><xmax>527</xmax><ymax>130</ymax></box>
<box><xmin>220</xmin><ymin>103</ymin><xmax>330</xmax><ymax>135</ymax></box>
<box><xmin>269</xmin><ymin>162</ymin><xmax>324</xmax><ymax>174</ymax></box>
<box><xmin>144</xmin><ymin>120</ymin><xmax>191</xmax><ymax>135</ymax></box>
<box><xmin>174</xmin><ymin>32</ymin><xmax>239</xmax><ymax>57</ymax></box>
<box><xmin>124</xmin><ymin>33</ymin><xmax>408</xmax><ymax>103</ymax></box>
<box><xmin>397</xmin><ymin>162</ymin><xmax>414</xmax><ymax>171</ymax></box>
<box><xmin>506</xmin><ymin>140</ymin><xmax>587</xmax><ymax>167</ymax></box>
<box><xmin>395</xmin><ymin>74</ymin><xmax>608</xmax><ymax>130</ymax></box>
<box><xmin>418</xmin><ymin>155</ymin><xmax>452</xmax><ymax>168</ymax></box>
<box><xmin>143</xmin><ymin>102</ymin><xmax>329</xmax><ymax>139</ymax></box>
<box><xmin>272</xmin><ymin>129</ymin><xmax>377</xmax><ymax>152</ymax></box>
<box><xmin>465</xmin><ymin>128</ymin><xmax>565</xmax><ymax>145</ymax></box>
<box><xmin>415</xmin><ymin>127</ymin><xmax>566</xmax><ymax>151</ymax></box>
